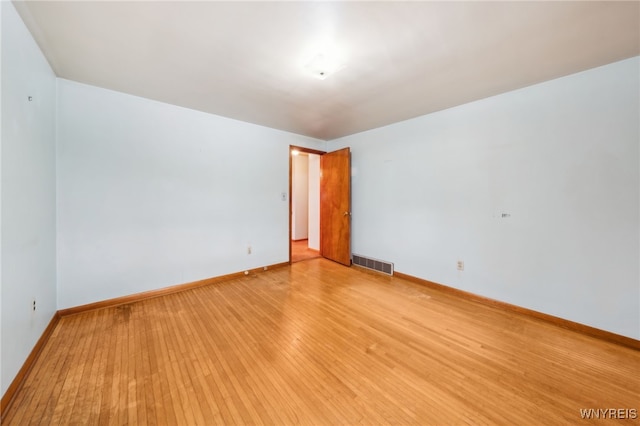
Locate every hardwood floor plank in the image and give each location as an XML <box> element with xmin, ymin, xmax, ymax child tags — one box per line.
<box><xmin>3</xmin><ymin>258</ymin><xmax>639</xmax><ymax>425</ymax></box>
<box><xmin>149</xmin><ymin>298</ymin><xmax>180</xmax><ymax>425</ymax></box>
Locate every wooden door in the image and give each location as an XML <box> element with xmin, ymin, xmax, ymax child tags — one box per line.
<box><xmin>320</xmin><ymin>147</ymin><xmax>351</xmax><ymax>266</ymax></box>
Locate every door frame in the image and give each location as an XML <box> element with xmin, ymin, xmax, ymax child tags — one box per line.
<box><xmin>289</xmin><ymin>145</ymin><xmax>326</xmax><ymax>264</ymax></box>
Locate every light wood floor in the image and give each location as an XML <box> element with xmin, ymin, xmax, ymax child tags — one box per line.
<box><xmin>291</xmin><ymin>239</ymin><xmax>320</xmax><ymax>263</ymax></box>
<box><xmin>4</xmin><ymin>259</ymin><xmax>639</xmax><ymax>425</ymax></box>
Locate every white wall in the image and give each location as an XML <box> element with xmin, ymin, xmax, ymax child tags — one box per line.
<box><xmin>328</xmin><ymin>57</ymin><xmax>640</xmax><ymax>339</ymax></box>
<box><xmin>0</xmin><ymin>0</ymin><xmax>3</xmax><ymax>397</ymax></box>
<box><xmin>1</xmin><ymin>2</ymin><xmax>57</xmax><ymax>396</ymax></box>
<box><xmin>292</xmin><ymin>154</ymin><xmax>309</xmax><ymax>240</ymax></box>
<box><xmin>56</xmin><ymin>79</ymin><xmax>324</xmax><ymax>309</ymax></box>
<box><xmin>308</xmin><ymin>154</ymin><xmax>320</xmax><ymax>250</ymax></box>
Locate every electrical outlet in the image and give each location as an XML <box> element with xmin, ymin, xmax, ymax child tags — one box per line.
<box><xmin>32</xmin><ymin>298</ymin><xmax>36</xmax><ymax>311</ymax></box>
<box><xmin>457</xmin><ymin>260</ymin><xmax>464</xmax><ymax>271</ymax></box>
<box><xmin>247</xmin><ymin>245</ymin><xmax>252</xmax><ymax>255</ymax></box>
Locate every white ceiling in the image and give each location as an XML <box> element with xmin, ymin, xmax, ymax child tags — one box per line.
<box><xmin>14</xmin><ymin>1</ymin><xmax>640</xmax><ymax>141</ymax></box>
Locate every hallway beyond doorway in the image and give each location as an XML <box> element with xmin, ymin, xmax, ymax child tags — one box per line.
<box><xmin>291</xmin><ymin>239</ymin><xmax>320</xmax><ymax>263</ymax></box>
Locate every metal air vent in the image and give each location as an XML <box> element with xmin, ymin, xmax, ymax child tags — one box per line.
<box><xmin>352</xmin><ymin>254</ymin><xmax>394</xmax><ymax>275</ymax></box>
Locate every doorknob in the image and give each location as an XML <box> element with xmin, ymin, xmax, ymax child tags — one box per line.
<box><xmin>344</xmin><ymin>212</ymin><xmax>351</xmax><ymax>216</ymax></box>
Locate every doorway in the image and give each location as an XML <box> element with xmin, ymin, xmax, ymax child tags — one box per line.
<box><xmin>289</xmin><ymin>145</ymin><xmax>352</xmax><ymax>265</ymax></box>
<box><xmin>290</xmin><ymin>147</ymin><xmax>322</xmax><ymax>263</ymax></box>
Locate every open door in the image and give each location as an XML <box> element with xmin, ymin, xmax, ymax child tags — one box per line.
<box><xmin>320</xmin><ymin>147</ymin><xmax>351</xmax><ymax>266</ymax></box>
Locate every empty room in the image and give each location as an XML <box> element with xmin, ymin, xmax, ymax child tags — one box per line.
<box><xmin>1</xmin><ymin>1</ymin><xmax>639</xmax><ymax>424</ymax></box>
